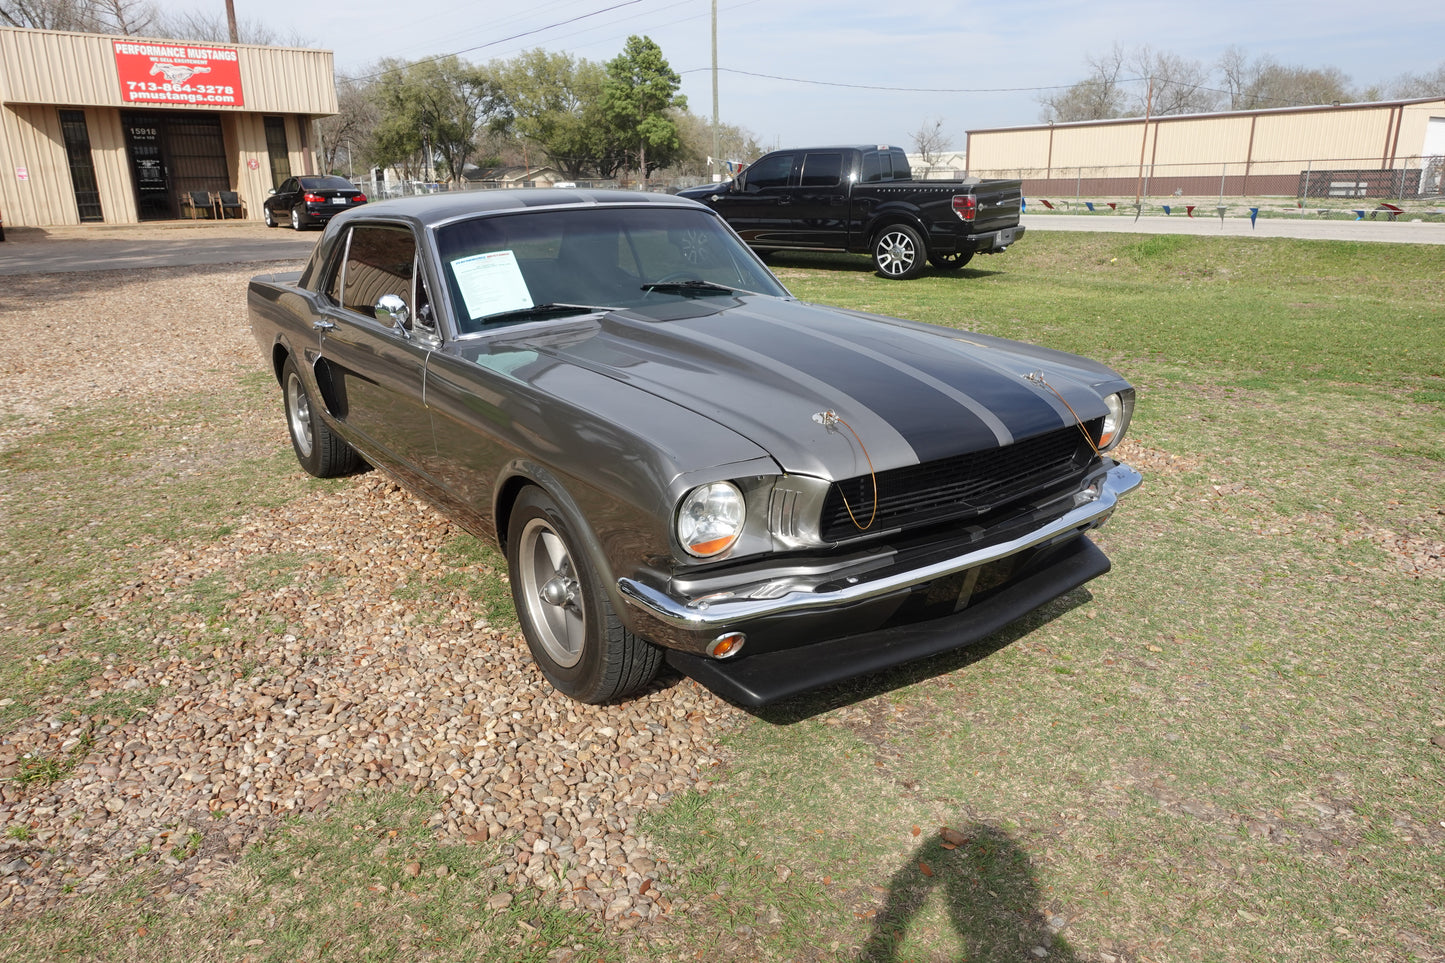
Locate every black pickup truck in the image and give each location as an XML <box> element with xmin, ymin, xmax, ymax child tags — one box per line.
<box><xmin>677</xmin><ymin>144</ymin><xmax>1023</xmax><ymax>279</ymax></box>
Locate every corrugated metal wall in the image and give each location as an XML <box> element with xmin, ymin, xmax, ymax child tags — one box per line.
<box><xmin>1</xmin><ymin>26</ymin><xmax>333</xmax><ymax>227</ymax></box>
<box><xmin>966</xmin><ymin>99</ymin><xmax>1445</xmax><ymax>198</ymax></box>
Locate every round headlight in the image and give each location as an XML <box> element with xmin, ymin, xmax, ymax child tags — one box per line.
<box><xmin>1099</xmin><ymin>393</ymin><xmax>1127</xmax><ymax>450</ymax></box>
<box><xmin>677</xmin><ymin>482</ymin><xmax>745</xmax><ymax>558</ymax></box>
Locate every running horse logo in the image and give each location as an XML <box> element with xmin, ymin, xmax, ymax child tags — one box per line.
<box><xmin>149</xmin><ymin>62</ymin><xmax>211</xmax><ymax>85</ymax></box>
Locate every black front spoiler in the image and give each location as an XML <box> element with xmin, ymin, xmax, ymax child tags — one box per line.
<box><xmin>665</xmin><ymin>535</ymin><xmax>1110</xmax><ymax>707</ymax></box>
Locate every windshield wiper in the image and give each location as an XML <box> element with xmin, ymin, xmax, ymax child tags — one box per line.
<box><xmin>640</xmin><ymin>279</ymin><xmax>736</xmax><ymax>296</ymax></box>
<box><xmin>480</xmin><ymin>303</ymin><xmax>610</xmax><ymax>325</ymax></box>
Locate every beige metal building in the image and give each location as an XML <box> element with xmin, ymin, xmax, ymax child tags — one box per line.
<box><xmin>1</xmin><ymin>26</ymin><xmax>337</xmax><ymax>227</ymax></box>
<box><xmin>965</xmin><ymin>98</ymin><xmax>1445</xmax><ymax>200</ymax></box>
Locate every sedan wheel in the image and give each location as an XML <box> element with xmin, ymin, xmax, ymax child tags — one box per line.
<box><xmin>291</xmin><ymin>207</ymin><xmax>305</xmax><ymax>230</ymax></box>
<box><xmin>263</xmin><ymin>207</ymin><xmax>276</xmax><ymax>228</ymax></box>
<box><xmin>507</xmin><ymin>487</ymin><xmax>662</xmax><ymax>704</ymax></box>
<box><xmin>281</xmin><ymin>357</ymin><xmax>362</xmax><ymax>477</ymax></box>
<box><xmin>873</xmin><ymin>224</ymin><xmax>926</xmax><ymax>279</ymax></box>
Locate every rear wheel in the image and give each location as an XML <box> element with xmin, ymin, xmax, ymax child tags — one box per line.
<box><xmin>290</xmin><ymin>206</ymin><xmax>304</xmax><ymax>230</ymax></box>
<box><xmin>507</xmin><ymin>486</ymin><xmax>662</xmax><ymax>704</ymax></box>
<box><xmin>872</xmin><ymin>224</ymin><xmax>926</xmax><ymax>279</ymax></box>
<box><xmin>929</xmin><ymin>249</ymin><xmax>973</xmax><ymax>270</ymax></box>
<box><xmin>281</xmin><ymin>356</ymin><xmax>361</xmax><ymax>477</ymax></box>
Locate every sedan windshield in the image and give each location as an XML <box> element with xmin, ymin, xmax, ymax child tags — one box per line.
<box><xmin>435</xmin><ymin>206</ymin><xmax>787</xmax><ymax>335</ymax></box>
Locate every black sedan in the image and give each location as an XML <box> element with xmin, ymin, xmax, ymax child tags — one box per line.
<box><xmin>263</xmin><ymin>175</ymin><xmax>367</xmax><ymax>230</ymax></box>
<box><xmin>247</xmin><ymin>189</ymin><xmax>1140</xmax><ymax>706</ymax></box>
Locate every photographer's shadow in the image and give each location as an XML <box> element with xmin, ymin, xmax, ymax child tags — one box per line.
<box><xmin>859</xmin><ymin>822</ymin><xmax>1079</xmax><ymax>963</ymax></box>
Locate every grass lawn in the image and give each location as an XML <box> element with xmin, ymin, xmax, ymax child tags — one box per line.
<box><xmin>3</xmin><ymin>232</ymin><xmax>1442</xmax><ymax>961</ymax></box>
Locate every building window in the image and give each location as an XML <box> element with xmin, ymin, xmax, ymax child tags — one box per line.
<box><xmin>59</xmin><ymin>110</ymin><xmax>104</xmax><ymax>222</ymax></box>
<box><xmin>265</xmin><ymin>117</ymin><xmax>291</xmax><ymax>189</ymax></box>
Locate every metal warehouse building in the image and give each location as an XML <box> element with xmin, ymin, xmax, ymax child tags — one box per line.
<box><xmin>965</xmin><ymin>98</ymin><xmax>1445</xmax><ymax>200</ymax></box>
<box><xmin>1</xmin><ymin>25</ymin><xmax>337</xmax><ymax>227</ymax></box>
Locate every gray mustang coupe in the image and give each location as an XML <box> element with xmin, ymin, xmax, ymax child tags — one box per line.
<box><xmin>248</xmin><ymin>189</ymin><xmax>1140</xmax><ymax>707</ymax></box>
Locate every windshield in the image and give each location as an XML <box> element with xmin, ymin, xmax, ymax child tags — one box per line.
<box><xmin>435</xmin><ymin>206</ymin><xmax>787</xmax><ymax>335</ymax></box>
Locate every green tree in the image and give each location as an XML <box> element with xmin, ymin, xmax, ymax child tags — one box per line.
<box><xmin>372</xmin><ymin>56</ymin><xmax>507</xmax><ymax>185</ymax></box>
<box><xmin>494</xmin><ymin>49</ymin><xmax>607</xmax><ymax>179</ymax></box>
<box><xmin>598</xmin><ymin>35</ymin><xmax>686</xmax><ymax>185</ymax></box>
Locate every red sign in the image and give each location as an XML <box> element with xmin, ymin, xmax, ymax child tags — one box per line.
<box><xmin>113</xmin><ymin>40</ymin><xmax>244</xmax><ymax>108</ymax></box>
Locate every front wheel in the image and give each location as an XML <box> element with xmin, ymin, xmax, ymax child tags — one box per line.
<box><xmin>507</xmin><ymin>487</ymin><xmax>662</xmax><ymax>704</ymax></box>
<box><xmin>872</xmin><ymin>224</ymin><xmax>927</xmax><ymax>279</ymax></box>
<box><xmin>263</xmin><ymin>206</ymin><xmax>277</xmax><ymax>228</ymax></box>
<box><xmin>929</xmin><ymin>249</ymin><xmax>973</xmax><ymax>270</ymax></box>
<box><xmin>281</xmin><ymin>356</ymin><xmax>362</xmax><ymax>477</ymax></box>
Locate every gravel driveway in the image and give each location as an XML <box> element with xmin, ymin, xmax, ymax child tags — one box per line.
<box><xmin>0</xmin><ymin>257</ymin><xmax>749</xmax><ymax>924</ymax></box>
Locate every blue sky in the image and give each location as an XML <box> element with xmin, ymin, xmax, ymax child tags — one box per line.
<box><xmin>174</xmin><ymin>0</ymin><xmax>1444</xmax><ymax>151</ymax></box>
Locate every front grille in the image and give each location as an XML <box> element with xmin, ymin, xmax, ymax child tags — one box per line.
<box><xmin>819</xmin><ymin>420</ymin><xmax>1101</xmax><ymax>542</ymax></box>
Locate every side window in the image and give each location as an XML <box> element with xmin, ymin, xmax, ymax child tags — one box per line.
<box><xmin>888</xmin><ymin>150</ymin><xmax>911</xmax><ymax>180</ymax></box>
<box><xmin>742</xmin><ymin>152</ymin><xmax>795</xmax><ymax>191</ymax></box>
<box><xmin>861</xmin><ymin>152</ymin><xmax>883</xmax><ymax>183</ymax></box>
<box><xmin>799</xmin><ymin>152</ymin><xmax>843</xmax><ymax>187</ymax></box>
<box><xmin>280</xmin><ymin>178</ymin><xmax>298</xmax><ymax>194</ymax></box>
<box><xmin>338</xmin><ymin>225</ymin><xmax>417</xmax><ymax>320</ymax></box>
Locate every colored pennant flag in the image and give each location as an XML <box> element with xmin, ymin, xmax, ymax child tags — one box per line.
<box><xmin>1162</xmin><ymin>205</ymin><xmax>1171</xmax><ymax>215</ymax></box>
<box><xmin>1250</xmin><ymin>208</ymin><xmax>1259</xmax><ymax>228</ymax></box>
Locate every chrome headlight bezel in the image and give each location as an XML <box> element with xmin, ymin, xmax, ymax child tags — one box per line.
<box><xmin>675</xmin><ymin>480</ymin><xmax>747</xmax><ymax>558</ymax></box>
<box><xmin>1098</xmin><ymin>389</ymin><xmax>1135</xmax><ymax>452</ymax></box>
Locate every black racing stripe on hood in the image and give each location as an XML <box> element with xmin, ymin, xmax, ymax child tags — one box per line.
<box><xmin>844</xmin><ymin>320</ymin><xmax>1074</xmax><ymax>441</ymax></box>
<box><xmin>718</xmin><ymin>313</ymin><xmax>1003</xmax><ymax>464</ymax></box>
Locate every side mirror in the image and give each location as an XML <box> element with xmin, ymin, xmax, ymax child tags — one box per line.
<box><xmin>374</xmin><ymin>294</ymin><xmax>411</xmax><ymax>336</ymax></box>
<box><xmin>268</xmin><ymin>188</ymin><xmax>277</xmax><ymax>196</ymax></box>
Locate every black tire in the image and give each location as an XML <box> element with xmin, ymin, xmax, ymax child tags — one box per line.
<box><xmin>872</xmin><ymin>224</ymin><xmax>927</xmax><ymax>279</ymax></box>
<box><xmin>290</xmin><ymin>206</ymin><xmax>305</xmax><ymax>230</ymax></box>
<box><xmin>281</xmin><ymin>356</ymin><xmax>362</xmax><ymax>477</ymax></box>
<box><xmin>263</xmin><ymin>206</ymin><xmax>277</xmax><ymax>228</ymax></box>
<box><xmin>507</xmin><ymin>487</ymin><xmax>662</xmax><ymax>704</ymax></box>
<box><xmin>929</xmin><ymin>249</ymin><xmax>974</xmax><ymax>270</ymax></box>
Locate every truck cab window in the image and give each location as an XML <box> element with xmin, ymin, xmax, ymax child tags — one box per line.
<box><xmin>742</xmin><ymin>152</ymin><xmax>795</xmax><ymax>191</ymax></box>
<box><xmin>799</xmin><ymin>152</ymin><xmax>843</xmax><ymax>187</ymax></box>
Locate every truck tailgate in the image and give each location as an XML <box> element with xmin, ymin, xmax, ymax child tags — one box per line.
<box><xmin>970</xmin><ymin>179</ymin><xmax>1022</xmax><ymax>233</ymax></box>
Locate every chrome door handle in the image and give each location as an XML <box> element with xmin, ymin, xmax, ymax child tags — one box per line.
<box><xmin>313</xmin><ymin>320</ymin><xmax>335</xmax><ymax>331</ymax></box>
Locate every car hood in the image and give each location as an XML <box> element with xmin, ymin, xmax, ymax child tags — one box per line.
<box><xmin>491</xmin><ymin>296</ymin><xmax>1126</xmax><ymax>481</ymax></box>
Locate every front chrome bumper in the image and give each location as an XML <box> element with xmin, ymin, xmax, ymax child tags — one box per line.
<box><xmin>618</xmin><ymin>461</ymin><xmax>1141</xmax><ymax>645</ymax></box>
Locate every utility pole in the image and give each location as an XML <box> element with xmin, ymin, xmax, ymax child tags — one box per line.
<box><xmin>225</xmin><ymin>0</ymin><xmax>238</xmax><ymax>43</ymax></box>
<box><xmin>711</xmin><ymin>0</ymin><xmax>719</xmax><ymax>180</ymax></box>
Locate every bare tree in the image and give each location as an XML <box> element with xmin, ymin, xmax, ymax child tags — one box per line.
<box><xmin>1388</xmin><ymin>62</ymin><xmax>1445</xmax><ymax>98</ymax></box>
<box><xmin>1037</xmin><ymin>43</ymin><xmax>1130</xmax><ymax>122</ymax></box>
<box><xmin>910</xmin><ymin>118</ymin><xmax>951</xmax><ymax>169</ymax></box>
<box><xmin>1126</xmin><ymin>46</ymin><xmax>1222</xmax><ymax>115</ymax></box>
<box><xmin>1</xmin><ymin>0</ymin><xmax>101</xmax><ymax>29</ymax></box>
<box><xmin>315</xmin><ymin>72</ymin><xmax>380</xmax><ymax>176</ymax></box>
<box><xmin>1215</xmin><ymin>50</ymin><xmax>1355</xmax><ymax>109</ymax></box>
<box><xmin>150</xmin><ymin>8</ymin><xmax>312</xmax><ymax>46</ymax></box>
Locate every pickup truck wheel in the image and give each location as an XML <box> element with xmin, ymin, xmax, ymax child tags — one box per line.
<box><xmin>281</xmin><ymin>357</ymin><xmax>362</xmax><ymax>477</ymax></box>
<box><xmin>873</xmin><ymin>225</ymin><xmax>926</xmax><ymax>279</ymax></box>
<box><xmin>508</xmin><ymin>487</ymin><xmax>663</xmax><ymax>704</ymax></box>
<box><xmin>930</xmin><ymin>250</ymin><xmax>973</xmax><ymax>270</ymax></box>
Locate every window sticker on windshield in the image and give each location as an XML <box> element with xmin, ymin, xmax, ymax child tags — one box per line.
<box><xmin>451</xmin><ymin>250</ymin><xmax>534</xmax><ymax>320</ymax></box>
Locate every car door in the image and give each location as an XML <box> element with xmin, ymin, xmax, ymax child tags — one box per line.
<box><xmin>788</xmin><ymin>150</ymin><xmax>849</xmax><ymax>248</ymax></box>
<box><xmin>707</xmin><ymin>150</ymin><xmax>799</xmax><ymax>246</ymax></box>
<box><xmin>271</xmin><ymin>177</ymin><xmax>298</xmax><ymax>214</ymax></box>
<box><xmin>313</xmin><ymin>222</ymin><xmax>439</xmax><ymax>478</ymax></box>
